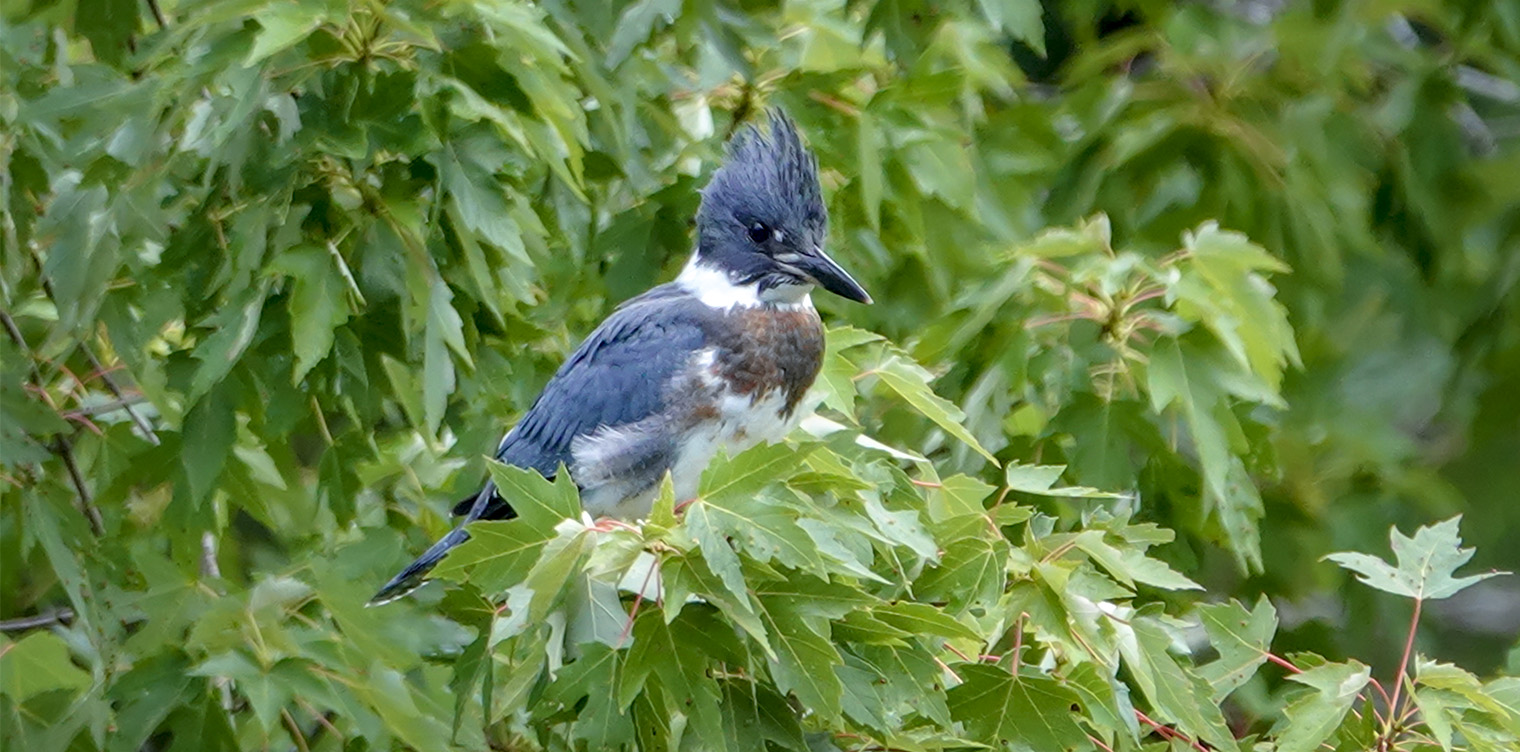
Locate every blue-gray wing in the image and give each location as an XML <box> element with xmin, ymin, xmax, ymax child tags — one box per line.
<box><xmin>497</xmin><ymin>284</ymin><xmax>711</xmax><ymax>477</ymax></box>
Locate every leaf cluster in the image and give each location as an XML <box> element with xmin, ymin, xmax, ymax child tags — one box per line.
<box><xmin>3</xmin><ymin>0</ymin><xmax>1519</xmax><ymax>750</ymax></box>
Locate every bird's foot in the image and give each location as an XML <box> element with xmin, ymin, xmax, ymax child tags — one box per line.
<box><xmin>589</xmin><ymin>517</ymin><xmax>640</xmax><ymax>533</ymax></box>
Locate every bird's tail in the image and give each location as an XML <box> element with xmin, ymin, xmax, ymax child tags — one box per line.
<box><xmin>368</xmin><ymin>479</ymin><xmax>505</xmax><ymax>606</ymax></box>
<box><xmin>367</xmin><ymin>527</ymin><xmax>472</xmax><ymax>605</ymax></box>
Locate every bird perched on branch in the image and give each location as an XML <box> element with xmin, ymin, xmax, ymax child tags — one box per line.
<box><xmin>371</xmin><ymin>110</ymin><xmax>870</xmax><ymax>605</ymax></box>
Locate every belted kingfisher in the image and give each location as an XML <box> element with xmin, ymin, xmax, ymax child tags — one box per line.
<box><xmin>371</xmin><ymin>111</ymin><xmax>870</xmax><ymax>604</ymax></box>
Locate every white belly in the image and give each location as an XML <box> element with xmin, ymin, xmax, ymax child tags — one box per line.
<box><xmin>584</xmin><ymin>387</ymin><xmax>802</xmax><ymax>520</ymax></box>
<box><xmin>672</xmin><ymin>388</ymin><xmax>798</xmax><ymax>494</ymax></box>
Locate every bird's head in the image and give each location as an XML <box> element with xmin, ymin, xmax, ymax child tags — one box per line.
<box><xmin>687</xmin><ymin>110</ymin><xmax>871</xmax><ymax>306</ymax></box>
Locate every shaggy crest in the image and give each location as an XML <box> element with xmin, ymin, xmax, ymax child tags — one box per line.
<box><xmin>697</xmin><ymin>110</ymin><xmax>827</xmax><ymax>241</ymax></box>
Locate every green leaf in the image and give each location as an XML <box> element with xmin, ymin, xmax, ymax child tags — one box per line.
<box><xmin>875</xmin><ymin>357</ymin><xmax>997</xmax><ymax>463</ymax></box>
<box><xmin>521</xmin><ymin>522</ymin><xmax>597</xmax><ymax>623</ymax></box>
<box><xmin>487</xmin><ymin>460</ymin><xmax>583</xmax><ymax>524</ymax></box>
<box><xmin>1147</xmin><ymin>337</ymin><xmax>1263</xmax><ymax>570</ymax></box>
<box><xmin>755</xmin><ymin>595</ymin><xmax>845</xmax><ymax>721</ymax></box>
<box><xmin>273</xmin><ymin>244</ymin><xmax>352</xmax><ymax>382</ymax></box>
<box><xmin>542</xmin><ymin>643</ymin><xmax>636</xmax><ymax>748</ymax></box>
<box><xmin>976</xmin><ymin>0</ymin><xmax>1045</xmax><ymax>56</ymax></box>
<box><xmin>1176</xmin><ymin>222</ymin><xmax>1300</xmax><ymax>392</ymax></box>
<box><xmin>167</xmin><ymin>690</ymin><xmax>238</xmax><ymax>752</ymax></box>
<box><xmin>1117</xmin><ymin>614</ymin><xmax>1240</xmax><ymax>752</ymax></box>
<box><xmin>1324</xmin><ymin>516</ymin><xmax>1509</xmax><ymax>601</ymax></box>
<box><xmin>75</xmin><ymin>0</ymin><xmax>137</xmax><ymax>68</ymax></box>
<box><xmin>1416</xmin><ymin>658</ymin><xmax>1516</xmax><ymax>722</ymax></box>
<box><xmin>1010</xmin><ymin>214</ymin><xmax>1109</xmax><ymax>258</ymax></box>
<box><xmin>1277</xmin><ymin>661</ymin><xmax>1372</xmax><ymax>752</ymax></box>
<box><xmin>1197</xmin><ymin>597</ymin><xmax>1278</xmax><ymax>699</ymax></box>
<box><xmin>853</xmin><ymin>643</ymin><xmax>954</xmax><ymax>727</ymax></box>
<box><xmin>605</xmin><ymin>0</ymin><xmax>681</xmax><ymax>67</ymax></box>
<box><xmin>0</xmin><ymin>632</ymin><xmax>92</xmax><ymax>700</ymax></box>
<box><xmin>660</xmin><ymin>551</ymin><xmax>770</xmax><ymax>653</ymax></box>
<box><xmin>1066</xmin><ymin>661</ymin><xmax>1137</xmax><ymax>740</ymax></box>
<box><xmin>683</xmin><ymin>502</ymin><xmax>751</xmax><ymax>608</ymax></box>
<box><xmin>628</xmin><ymin>611</ymin><xmax>727</xmax><ymax>744</ymax></box>
<box><xmin>827</xmin><ymin>326</ymin><xmax>889</xmax><ymax>352</ymax></box>
<box><xmin>947</xmin><ymin>665</ymin><xmax>1087</xmax><ymax>750</ymax></box>
<box><xmin>858</xmin><ymin>112</ymin><xmax>884</xmax><ymax>231</ymax></box>
<box><xmin>1071</xmin><ymin>531</ymin><xmax>1202</xmax><ymax>591</ymax></box>
<box><xmin>916</xmin><ymin>515</ymin><xmax>1008</xmax><ymax>611</ymax></box>
<box><xmin>440</xmin><ymin>589</ymin><xmax>494</xmax><ymax>739</ymax></box>
<box><xmin>1005</xmin><ymin>462</ymin><xmax>1128</xmax><ymax>498</ymax></box>
<box><xmin>1414</xmin><ymin>686</ymin><xmax>1459</xmax><ymax>752</ymax></box>
<box><xmin>181</xmin><ymin>380</ymin><xmax>237</xmax><ymax>504</ymax></box>
<box><xmin>1056</xmin><ymin>394</ymin><xmax>1146</xmax><ymax>490</ymax></box>
<box><xmin>832</xmin><ymin>610</ymin><xmax>911</xmax><ymax>646</ymax></box>
<box><xmin>836</xmin><ymin>661</ymin><xmax>893</xmax><ymax>730</ymax></box>
<box><xmin>687</xmin><ymin>493</ymin><xmax>828</xmax><ymax>578</ymax></box>
<box><xmin>422</xmin><ymin>278</ymin><xmax>469</xmax><ymax>435</ymax></box>
<box><xmin>245</xmin><ymin>1</ymin><xmax>327</xmax><ymax>66</ymax></box>
<box><xmin>862</xmin><ymin>495</ymin><xmax>938</xmax><ymax>560</ymax></box>
<box><xmin>925</xmin><ymin>473</ymin><xmax>995</xmax><ymax>521</ymax></box>
<box><xmin>442</xmin><ymin>149</ymin><xmax>528</xmax><ymax>264</ymax></box>
<box><xmin>872</xmin><ymin>601</ymin><xmax>979</xmax><ymax>641</ymax></box>
<box><xmin>699</xmin><ymin>442</ymin><xmax>812</xmax><ymax>505</ymax></box>
<box><xmin>189</xmin><ymin>282</ymin><xmax>268</xmax><ymax>402</ymax></box>
<box><xmin>719</xmin><ymin>679</ymin><xmax>808</xmax><ymax>752</ymax></box>
<box><xmin>431</xmin><ymin>520</ymin><xmax>555</xmax><ymax>597</ymax></box>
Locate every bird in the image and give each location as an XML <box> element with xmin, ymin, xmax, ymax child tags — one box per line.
<box><xmin>370</xmin><ymin>110</ymin><xmax>870</xmax><ymax>605</ymax></box>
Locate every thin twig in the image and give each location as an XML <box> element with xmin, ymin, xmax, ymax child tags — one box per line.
<box><xmin>1264</xmin><ymin>651</ymin><xmax>1302</xmax><ymax>673</ymax></box>
<box><xmin>0</xmin><ymin>310</ymin><xmax>28</xmax><ymax>365</ymax></box>
<box><xmin>931</xmin><ymin>655</ymin><xmax>963</xmax><ymax>684</ymax></box>
<box><xmin>22</xmin><ymin>247</ymin><xmax>156</xmax><ymax>444</ymax></box>
<box><xmin>807</xmin><ymin>90</ymin><xmax>860</xmax><ymax>116</ymax></box>
<box><xmin>0</xmin><ymin>608</ymin><xmax>75</xmax><ymax>632</ymax></box>
<box><xmin>296</xmin><ymin>700</ymin><xmax>343</xmax><ymax>742</ymax></box>
<box><xmin>1383</xmin><ymin>598</ymin><xmax>1424</xmax><ymax>743</ymax></box>
<box><xmin>281</xmin><ymin>708</ymin><xmax>311</xmax><ymax>752</ymax></box>
<box><xmin>64</xmin><ymin>394</ymin><xmax>148</xmax><ymax>418</ymax></box>
<box><xmin>79</xmin><ymin>344</ymin><xmax>158</xmax><ymax>445</ymax></box>
<box><xmin>310</xmin><ymin>396</ymin><xmax>334</xmax><ymax>446</ymax></box>
<box><xmin>618</xmin><ymin>556</ymin><xmax>659</xmax><ymax>647</ymax></box>
<box><xmin>1086</xmin><ymin>734</ymin><xmax>1117</xmax><ymax>752</ymax></box>
<box><xmin>942</xmin><ymin>643</ymin><xmax>973</xmax><ymax>662</ymax></box>
<box><xmin>1010</xmin><ymin>612</ymin><xmax>1026</xmax><ymax>669</ymax></box>
<box><xmin>1135</xmin><ymin>709</ymin><xmax>1209</xmax><ymax>752</ymax></box>
<box><xmin>56</xmin><ymin>436</ymin><xmax>105</xmax><ymax>536</ymax></box>
<box><xmin>145</xmin><ymin>0</ymin><xmax>167</xmax><ymax>29</ymax></box>
<box><xmin>3</xmin><ymin>309</ymin><xmax>106</xmax><ymax>535</ymax></box>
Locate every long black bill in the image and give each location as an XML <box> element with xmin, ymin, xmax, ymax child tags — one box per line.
<box><xmin>798</xmin><ymin>247</ymin><xmax>872</xmax><ymax>304</ymax></box>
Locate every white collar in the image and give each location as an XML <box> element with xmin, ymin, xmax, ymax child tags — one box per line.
<box><xmin>676</xmin><ymin>257</ymin><xmax>814</xmax><ymax>311</ymax></box>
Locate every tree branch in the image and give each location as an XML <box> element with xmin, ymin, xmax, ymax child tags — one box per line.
<box><xmin>1381</xmin><ymin>598</ymin><xmax>1424</xmax><ymax>750</ymax></box>
<box><xmin>0</xmin><ymin>608</ymin><xmax>75</xmax><ymax>632</ymax></box>
<box><xmin>2</xmin><ymin>309</ymin><xmax>106</xmax><ymax>536</ymax></box>
<box><xmin>145</xmin><ymin>0</ymin><xmax>167</xmax><ymax>29</ymax></box>
<box><xmin>56</xmin><ymin>435</ymin><xmax>105</xmax><ymax>536</ymax></box>
<box><xmin>79</xmin><ymin>344</ymin><xmax>159</xmax><ymax>445</ymax></box>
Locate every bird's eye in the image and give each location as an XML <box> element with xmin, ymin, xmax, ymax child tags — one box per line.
<box><xmin>746</xmin><ymin>222</ymin><xmax>770</xmax><ymax>244</ymax></box>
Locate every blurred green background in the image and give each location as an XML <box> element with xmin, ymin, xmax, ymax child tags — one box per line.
<box><xmin>3</xmin><ymin>0</ymin><xmax>1518</xmax><ymax>748</ymax></box>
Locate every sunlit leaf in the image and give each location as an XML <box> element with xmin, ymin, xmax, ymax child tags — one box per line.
<box><xmin>1277</xmin><ymin>661</ymin><xmax>1372</xmax><ymax>752</ymax></box>
<box><xmin>1325</xmin><ymin>516</ymin><xmax>1509</xmax><ymax>601</ymax></box>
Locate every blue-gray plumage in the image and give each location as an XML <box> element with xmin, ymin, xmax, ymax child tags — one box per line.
<box><xmin>371</xmin><ymin>110</ymin><xmax>870</xmax><ymax>605</ymax></box>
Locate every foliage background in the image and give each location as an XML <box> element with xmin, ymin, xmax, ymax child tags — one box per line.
<box><xmin>3</xmin><ymin>0</ymin><xmax>1518</xmax><ymax>750</ymax></box>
